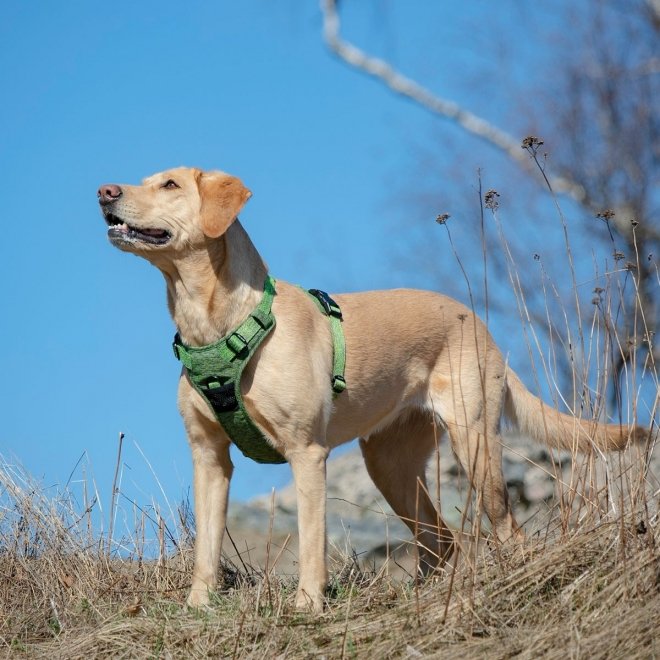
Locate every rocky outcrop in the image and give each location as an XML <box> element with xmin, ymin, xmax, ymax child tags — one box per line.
<box><xmin>224</xmin><ymin>433</ymin><xmax>658</xmax><ymax>575</ymax></box>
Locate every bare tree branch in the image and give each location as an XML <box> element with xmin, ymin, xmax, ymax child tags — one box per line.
<box><xmin>647</xmin><ymin>0</ymin><xmax>660</xmax><ymax>23</ymax></box>
<box><xmin>321</xmin><ymin>0</ymin><xmax>659</xmax><ymax>411</ymax></box>
<box><xmin>320</xmin><ymin>0</ymin><xmax>589</xmax><ymax>207</ymax></box>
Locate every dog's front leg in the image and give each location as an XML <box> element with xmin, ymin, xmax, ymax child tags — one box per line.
<box><xmin>187</xmin><ymin>436</ymin><xmax>232</xmax><ymax>607</ymax></box>
<box><xmin>288</xmin><ymin>443</ymin><xmax>329</xmax><ymax>613</ymax></box>
<box><xmin>180</xmin><ymin>387</ymin><xmax>233</xmax><ymax>607</ymax></box>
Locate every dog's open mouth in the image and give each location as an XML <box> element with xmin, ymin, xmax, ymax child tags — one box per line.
<box><xmin>105</xmin><ymin>213</ymin><xmax>172</xmax><ymax>246</ymax></box>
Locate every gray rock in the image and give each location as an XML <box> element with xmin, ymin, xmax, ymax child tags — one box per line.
<box><xmin>225</xmin><ymin>432</ymin><xmax>659</xmax><ymax>573</ymax></box>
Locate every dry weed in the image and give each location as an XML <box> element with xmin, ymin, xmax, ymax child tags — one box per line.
<box><xmin>1</xmin><ymin>451</ymin><xmax>658</xmax><ymax>659</ymax></box>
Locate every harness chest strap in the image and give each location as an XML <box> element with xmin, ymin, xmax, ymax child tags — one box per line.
<box><xmin>172</xmin><ymin>276</ymin><xmax>346</xmax><ymax>464</ymax></box>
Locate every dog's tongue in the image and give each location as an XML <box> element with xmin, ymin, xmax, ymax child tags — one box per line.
<box><xmin>140</xmin><ymin>227</ymin><xmax>168</xmax><ymax>237</ymax></box>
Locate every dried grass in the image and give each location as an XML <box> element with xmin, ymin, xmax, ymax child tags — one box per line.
<box><xmin>1</xmin><ymin>452</ymin><xmax>658</xmax><ymax>659</ymax></box>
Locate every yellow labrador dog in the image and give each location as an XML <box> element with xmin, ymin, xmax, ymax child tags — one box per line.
<box><xmin>98</xmin><ymin>167</ymin><xmax>647</xmax><ymax>612</ymax></box>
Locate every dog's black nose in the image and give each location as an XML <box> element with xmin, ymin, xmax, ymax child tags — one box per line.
<box><xmin>98</xmin><ymin>184</ymin><xmax>123</xmax><ymax>205</ymax></box>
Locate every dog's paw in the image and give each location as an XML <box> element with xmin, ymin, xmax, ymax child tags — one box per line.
<box><xmin>186</xmin><ymin>588</ymin><xmax>211</xmax><ymax>609</ymax></box>
<box><xmin>295</xmin><ymin>589</ymin><xmax>324</xmax><ymax>614</ymax></box>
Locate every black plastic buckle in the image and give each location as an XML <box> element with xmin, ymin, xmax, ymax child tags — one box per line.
<box><xmin>308</xmin><ymin>289</ymin><xmax>343</xmax><ymax>320</ymax></box>
<box><xmin>202</xmin><ymin>380</ymin><xmax>239</xmax><ymax>413</ymax></box>
<box><xmin>172</xmin><ymin>333</ymin><xmax>181</xmax><ymax>360</ymax></box>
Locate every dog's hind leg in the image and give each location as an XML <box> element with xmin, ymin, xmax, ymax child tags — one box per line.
<box><xmin>439</xmin><ymin>367</ymin><xmax>523</xmax><ymax>543</ymax></box>
<box><xmin>433</xmin><ymin>342</ymin><xmax>524</xmax><ymax>543</ymax></box>
<box><xmin>359</xmin><ymin>410</ymin><xmax>454</xmax><ymax>574</ymax></box>
<box><xmin>445</xmin><ymin>420</ymin><xmax>523</xmax><ymax>542</ymax></box>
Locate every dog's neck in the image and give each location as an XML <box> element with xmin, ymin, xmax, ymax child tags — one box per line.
<box><xmin>157</xmin><ymin>221</ymin><xmax>268</xmax><ymax>347</ymax></box>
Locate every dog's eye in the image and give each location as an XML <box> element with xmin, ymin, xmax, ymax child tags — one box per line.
<box><xmin>162</xmin><ymin>179</ymin><xmax>179</xmax><ymax>189</ymax></box>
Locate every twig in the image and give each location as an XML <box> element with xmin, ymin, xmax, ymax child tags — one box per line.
<box><xmin>320</xmin><ymin>0</ymin><xmax>589</xmax><ymax>206</ymax></box>
<box><xmin>264</xmin><ymin>487</ymin><xmax>276</xmax><ymax>610</ymax></box>
<box><xmin>231</xmin><ymin>610</ymin><xmax>247</xmax><ymax>660</ymax></box>
<box><xmin>340</xmin><ymin>586</ymin><xmax>354</xmax><ymax>660</ymax></box>
<box><xmin>107</xmin><ymin>431</ymin><xmax>124</xmax><ymax>554</ymax></box>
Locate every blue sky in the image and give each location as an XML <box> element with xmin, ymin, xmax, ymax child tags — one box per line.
<box><xmin>1</xmin><ymin>2</ymin><xmax>654</xmax><ymax>533</ymax></box>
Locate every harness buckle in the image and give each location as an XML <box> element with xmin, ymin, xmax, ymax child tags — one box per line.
<box><xmin>227</xmin><ymin>332</ymin><xmax>249</xmax><ymax>355</ymax></box>
<box><xmin>308</xmin><ymin>289</ymin><xmax>343</xmax><ymax>320</ymax></box>
<box><xmin>202</xmin><ymin>379</ymin><xmax>239</xmax><ymax>413</ymax></box>
<box><xmin>332</xmin><ymin>374</ymin><xmax>347</xmax><ymax>394</ymax></box>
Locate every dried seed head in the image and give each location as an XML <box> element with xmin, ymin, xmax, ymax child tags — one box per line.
<box><xmin>596</xmin><ymin>209</ymin><xmax>616</xmax><ymax>221</ymax></box>
<box><xmin>613</xmin><ymin>251</ymin><xmax>625</xmax><ymax>261</ymax></box>
<box><xmin>436</xmin><ymin>213</ymin><xmax>451</xmax><ymax>225</ymax></box>
<box><xmin>521</xmin><ymin>135</ymin><xmax>545</xmax><ymax>151</ymax></box>
<box><xmin>484</xmin><ymin>189</ymin><xmax>500</xmax><ymax>210</ymax></box>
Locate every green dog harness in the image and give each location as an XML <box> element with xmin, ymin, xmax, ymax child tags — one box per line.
<box><xmin>172</xmin><ymin>275</ymin><xmax>346</xmax><ymax>464</ymax></box>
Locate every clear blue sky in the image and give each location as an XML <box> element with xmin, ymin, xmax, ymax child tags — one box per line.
<box><xmin>1</xmin><ymin>2</ymin><xmax>652</xmax><ymax>532</ymax></box>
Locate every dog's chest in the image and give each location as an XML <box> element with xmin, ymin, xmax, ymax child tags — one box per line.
<box><xmin>174</xmin><ymin>299</ymin><xmax>224</xmax><ymax>346</ymax></box>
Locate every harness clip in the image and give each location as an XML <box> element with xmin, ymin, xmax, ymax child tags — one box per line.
<box><xmin>202</xmin><ymin>380</ymin><xmax>239</xmax><ymax>413</ymax></box>
<box><xmin>227</xmin><ymin>332</ymin><xmax>249</xmax><ymax>355</ymax></box>
<box><xmin>332</xmin><ymin>374</ymin><xmax>347</xmax><ymax>394</ymax></box>
<box><xmin>308</xmin><ymin>289</ymin><xmax>343</xmax><ymax>320</ymax></box>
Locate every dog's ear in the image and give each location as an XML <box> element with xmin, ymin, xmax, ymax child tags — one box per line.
<box><xmin>197</xmin><ymin>171</ymin><xmax>252</xmax><ymax>238</ymax></box>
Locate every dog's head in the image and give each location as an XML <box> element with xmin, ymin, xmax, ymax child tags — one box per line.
<box><xmin>98</xmin><ymin>167</ymin><xmax>252</xmax><ymax>257</ymax></box>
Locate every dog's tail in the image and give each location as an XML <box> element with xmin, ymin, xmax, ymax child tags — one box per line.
<box><xmin>504</xmin><ymin>369</ymin><xmax>650</xmax><ymax>453</ymax></box>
